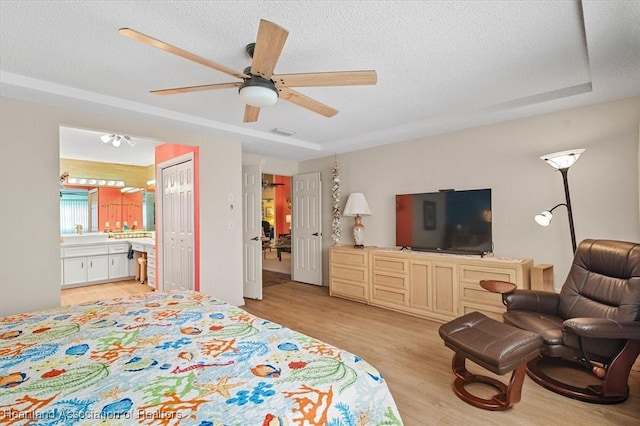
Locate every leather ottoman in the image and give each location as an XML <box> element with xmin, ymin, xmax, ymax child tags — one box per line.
<box><xmin>439</xmin><ymin>311</ymin><xmax>541</xmax><ymax>410</ymax></box>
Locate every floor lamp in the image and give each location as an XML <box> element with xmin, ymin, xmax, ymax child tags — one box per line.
<box><xmin>535</xmin><ymin>148</ymin><xmax>585</xmax><ymax>253</ymax></box>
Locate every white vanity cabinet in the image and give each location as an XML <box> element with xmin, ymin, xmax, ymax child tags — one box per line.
<box><xmin>87</xmin><ymin>256</ymin><xmax>109</xmax><ymax>282</ymax></box>
<box><xmin>61</xmin><ymin>245</ymin><xmax>110</xmax><ymax>286</ymax></box>
<box><xmin>130</xmin><ymin>240</ymin><xmax>156</xmax><ymax>287</ymax></box>
<box><xmin>146</xmin><ymin>244</ymin><xmax>156</xmax><ymax>287</ymax></box>
<box><xmin>61</xmin><ymin>241</ymin><xmax>135</xmax><ymax>287</ymax></box>
<box><xmin>108</xmin><ymin>243</ymin><xmax>130</xmax><ymax>279</ymax></box>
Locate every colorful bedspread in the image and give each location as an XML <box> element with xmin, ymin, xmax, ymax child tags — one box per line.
<box><xmin>0</xmin><ymin>291</ymin><xmax>402</xmax><ymax>425</ymax></box>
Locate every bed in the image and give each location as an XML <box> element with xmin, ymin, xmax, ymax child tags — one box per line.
<box><xmin>0</xmin><ymin>291</ymin><xmax>402</xmax><ymax>425</ymax></box>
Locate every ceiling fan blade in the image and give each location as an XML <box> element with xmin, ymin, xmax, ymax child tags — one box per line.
<box><xmin>243</xmin><ymin>105</ymin><xmax>260</xmax><ymax>123</ymax></box>
<box><xmin>151</xmin><ymin>82</ymin><xmax>241</xmax><ymax>96</ymax></box>
<box><xmin>278</xmin><ymin>87</ymin><xmax>338</xmax><ymax>117</ymax></box>
<box><xmin>274</xmin><ymin>70</ymin><xmax>377</xmax><ymax>88</ymax></box>
<box><xmin>118</xmin><ymin>28</ymin><xmax>248</xmax><ymax>80</ymax></box>
<box><xmin>250</xmin><ymin>20</ymin><xmax>289</xmax><ymax>80</ymax></box>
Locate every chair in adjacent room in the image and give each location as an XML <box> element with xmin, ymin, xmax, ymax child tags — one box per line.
<box><xmin>483</xmin><ymin>239</ymin><xmax>640</xmax><ymax>404</ymax></box>
<box><xmin>261</xmin><ymin>221</ymin><xmax>272</xmax><ymax>258</ymax></box>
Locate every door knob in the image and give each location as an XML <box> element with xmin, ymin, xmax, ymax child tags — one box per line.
<box><xmin>251</xmin><ymin>236</ymin><xmax>260</xmax><ymax>241</ymax></box>
<box><xmin>312</xmin><ymin>232</ymin><xmax>320</xmax><ymax>236</ymax></box>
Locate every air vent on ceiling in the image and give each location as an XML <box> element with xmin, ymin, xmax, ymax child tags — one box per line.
<box><xmin>272</xmin><ymin>127</ymin><xmax>296</xmax><ymax>136</ymax></box>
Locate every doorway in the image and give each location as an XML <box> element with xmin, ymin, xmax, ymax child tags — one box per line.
<box><xmin>261</xmin><ymin>174</ymin><xmax>292</xmax><ymax>284</ymax></box>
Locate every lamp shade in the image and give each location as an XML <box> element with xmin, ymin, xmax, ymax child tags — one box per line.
<box><xmin>285</xmin><ymin>214</ymin><xmax>291</xmax><ymax>224</ymax></box>
<box><xmin>540</xmin><ymin>148</ymin><xmax>585</xmax><ymax>170</ymax></box>
<box><xmin>343</xmin><ymin>193</ymin><xmax>371</xmax><ymax>216</ymax></box>
<box><xmin>534</xmin><ymin>211</ymin><xmax>553</xmax><ymax>226</ymax></box>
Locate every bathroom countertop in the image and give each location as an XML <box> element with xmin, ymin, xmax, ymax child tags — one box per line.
<box><xmin>61</xmin><ymin>234</ymin><xmax>155</xmax><ymax>248</ymax></box>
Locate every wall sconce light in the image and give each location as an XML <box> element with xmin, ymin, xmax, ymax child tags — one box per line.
<box><xmin>343</xmin><ymin>193</ymin><xmax>371</xmax><ymax>248</ymax></box>
<box><xmin>535</xmin><ymin>148</ymin><xmax>585</xmax><ymax>252</ymax></box>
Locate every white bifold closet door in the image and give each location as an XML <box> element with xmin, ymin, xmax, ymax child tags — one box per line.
<box><xmin>162</xmin><ymin>159</ymin><xmax>194</xmax><ymax>291</ymax></box>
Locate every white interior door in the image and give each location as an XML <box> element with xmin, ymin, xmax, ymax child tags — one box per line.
<box><xmin>242</xmin><ymin>165</ymin><xmax>262</xmax><ymax>299</ymax></box>
<box><xmin>162</xmin><ymin>158</ymin><xmax>194</xmax><ymax>291</ymax></box>
<box><xmin>292</xmin><ymin>172</ymin><xmax>322</xmax><ymax>285</ymax></box>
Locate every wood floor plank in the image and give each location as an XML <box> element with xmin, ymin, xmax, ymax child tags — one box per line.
<box><xmin>61</xmin><ymin>280</ymin><xmax>640</xmax><ymax>425</ymax></box>
<box><xmin>243</xmin><ymin>282</ymin><xmax>640</xmax><ymax>426</ymax></box>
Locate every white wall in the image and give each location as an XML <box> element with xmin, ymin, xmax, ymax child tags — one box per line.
<box><xmin>299</xmin><ymin>96</ymin><xmax>640</xmax><ymax>289</ymax></box>
<box><xmin>242</xmin><ymin>153</ymin><xmax>299</xmax><ymax>177</ymax></box>
<box><xmin>0</xmin><ymin>96</ymin><xmax>244</xmax><ymax>316</ymax></box>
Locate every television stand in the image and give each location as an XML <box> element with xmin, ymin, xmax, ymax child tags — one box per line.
<box><xmin>410</xmin><ymin>247</ymin><xmax>492</xmax><ymax>257</ymax></box>
<box><xmin>329</xmin><ymin>246</ymin><xmax>532</xmax><ymax>323</ymax></box>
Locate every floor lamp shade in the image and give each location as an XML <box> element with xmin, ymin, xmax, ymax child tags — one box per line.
<box><xmin>343</xmin><ymin>193</ymin><xmax>371</xmax><ymax>248</ymax></box>
<box><xmin>536</xmin><ymin>149</ymin><xmax>585</xmax><ymax>253</ymax></box>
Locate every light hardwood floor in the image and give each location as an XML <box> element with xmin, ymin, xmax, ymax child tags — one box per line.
<box><xmin>61</xmin><ymin>280</ymin><xmax>154</xmax><ymax>305</ymax></box>
<box><xmin>61</xmin><ymin>281</ymin><xmax>639</xmax><ymax>425</ymax></box>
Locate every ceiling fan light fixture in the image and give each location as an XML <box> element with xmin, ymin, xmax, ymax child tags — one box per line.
<box><xmin>239</xmin><ymin>78</ymin><xmax>278</xmax><ymax>107</ymax></box>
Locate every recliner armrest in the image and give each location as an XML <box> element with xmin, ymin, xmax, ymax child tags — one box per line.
<box><xmin>503</xmin><ymin>290</ymin><xmax>560</xmax><ymax>315</ymax></box>
<box><xmin>563</xmin><ymin>318</ymin><xmax>640</xmax><ymax>340</ymax></box>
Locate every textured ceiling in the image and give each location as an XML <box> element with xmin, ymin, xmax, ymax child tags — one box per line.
<box><xmin>1</xmin><ymin>1</ymin><xmax>639</xmax><ymax>163</ymax></box>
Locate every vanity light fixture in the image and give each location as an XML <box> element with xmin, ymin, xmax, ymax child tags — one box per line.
<box><xmin>121</xmin><ymin>187</ymin><xmax>144</xmax><ymax>193</ymax></box>
<box><xmin>66</xmin><ymin>177</ymin><xmax>125</xmax><ymax>187</ymax></box>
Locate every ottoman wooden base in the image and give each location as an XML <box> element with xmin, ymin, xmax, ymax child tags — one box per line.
<box><xmin>452</xmin><ymin>353</ymin><xmax>528</xmax><ymax>410</ymax></box>
<box><xmin>439</xmin><ymin>311</ymin><xmax>541</xmax><ymax>411</ymax></box>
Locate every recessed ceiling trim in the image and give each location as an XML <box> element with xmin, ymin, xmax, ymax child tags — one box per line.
<box><xmin>484</xmin><ymin>82</ymin><xmax>593</xmax><ymax>112</ymax></box>
<box><xmin>0</xmin><ymin>71</ymin><xmax>322</xmax><ymax>152</ymax></box>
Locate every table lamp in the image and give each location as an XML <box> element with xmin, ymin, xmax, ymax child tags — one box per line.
<box><xmin>343</xmin><ymin>193</ymin><xmax>371</xmax><ymax>248</ymax></box>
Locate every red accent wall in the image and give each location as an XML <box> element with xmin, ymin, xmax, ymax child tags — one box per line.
<box><xmin>155</xmin><ymin>143</ymin><xmax>200</xmax><ymax>291</ymax></box>
<box><xmin>274</xmin><ymin>175</ymin><xmax>291</xmax><ymax>236</ymax></box>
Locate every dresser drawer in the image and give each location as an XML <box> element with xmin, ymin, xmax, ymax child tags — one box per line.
<box><xmin>109</xmin><ymin>243</ymin><xmax>130</xmax><ymax>254</ymax></box>
<box><xmin>330</xmin><ymin>279</ymin><xmax>367</xmax><ymax>302</ymax></box>
<box><xmin>371</xmin><ymin>286</ymin><xmax>408</xmax><ymax>306</ymax></box>
<box><xmin>372</xmin><ymin>255</ymin><xmax>408</xmax><ymax>274</ymax></box>
<box><xmin>147</xmin><ymin>256</ymin><xmax>156</xmax><ymax>268</ymax></box>
<box><xmin>331</xmin><ymin>249</ymin><xmax>368</xmax><ymax>267</ymax></box>
<box><xmin>458</xmin><ymin>264</ymin><xmax>517</xmax><ymax>284</ymax></box>
<box><xmin>331</xmin><ymin>264</ymin><xmax>368</xmax><ymax>283</ymax></box>
<box><xmin>131</xmin><ymin>242</ymin><xmax>145</xmax><ymax>252</ymax></box>
<box><xmin>372</xmin><ymin>271</ymin><xmax>407</xmax><ymax>290</ymax></box>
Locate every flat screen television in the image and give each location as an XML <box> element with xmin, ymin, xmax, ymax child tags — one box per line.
<box><xmin>395</xmin><ymin>189</ymin><xmax>492</xmax><ymax>255</ymax></box>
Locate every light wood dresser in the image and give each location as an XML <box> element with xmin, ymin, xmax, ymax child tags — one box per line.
<box><xmin>329</xmin><ymin>246</ymin><xmax>533</xmax><ymax>323</ymax></box>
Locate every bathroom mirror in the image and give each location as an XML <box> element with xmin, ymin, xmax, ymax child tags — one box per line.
<box><xmin>61</xmin><ymin>188</ymin><xmax>155</xmax><ymax>235</ymax></box>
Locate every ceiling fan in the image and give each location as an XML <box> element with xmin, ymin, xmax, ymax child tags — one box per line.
<box><xmin>262</xmin><ymin>180</ymin><xmax>285</xmax><ymax>189</ymax></box>
<box><xmin>118</xmin><ymin>20</ymin><xmax>377</xmax><ymax>123</ymax></box>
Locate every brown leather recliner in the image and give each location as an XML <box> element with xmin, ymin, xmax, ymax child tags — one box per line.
<box><xmin>484</xmin><ymin>239</ymin><xmax>640</xmax><ymax>404</ymax></box>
